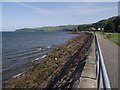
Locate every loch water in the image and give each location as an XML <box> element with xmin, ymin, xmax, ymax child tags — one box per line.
<box><xmin>2</xmin><ymin>31</ymin><xmax>77</xmax><ymax>81</ymax></box>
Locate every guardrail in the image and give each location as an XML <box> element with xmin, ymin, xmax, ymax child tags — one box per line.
<box><xmin>95</xmin><ymin>33</ymin><xmax>111</xmax><ymax>90</ymax></box>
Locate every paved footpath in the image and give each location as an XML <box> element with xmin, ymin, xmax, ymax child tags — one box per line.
<box><xmin>97</xmin><ymin>34</ymin><xmax>118</xmax><ymax>88</ymax></box>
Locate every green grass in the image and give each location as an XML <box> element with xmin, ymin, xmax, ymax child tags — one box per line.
<box><xmin>97</xmin><ymin>32</ymin><xmax>120</xmax><ymax>46</ymax></box>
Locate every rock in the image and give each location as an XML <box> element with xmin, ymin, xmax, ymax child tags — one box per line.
<box><xmin>55</xmin><ymin>58</ymin><xmax>57</xmax><ymax>60</ymax></box>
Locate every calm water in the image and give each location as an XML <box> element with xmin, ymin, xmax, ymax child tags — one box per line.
<box><xmin>2</xmin><ymin>31</ymin><xmax>77</xmax><ymax>81</ymax></box>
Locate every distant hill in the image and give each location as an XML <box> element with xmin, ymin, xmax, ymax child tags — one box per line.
<box><xmin>15</xmin><ymin>25</ymin><xmax>78</xmax><ymax>32</ymax></box>
<box><xmin>93</xmin><ymin>15</ymin><xmax>120</xmax><ymax>32</ymax></box>
<box><xmin>77</xmin><ymin>15</ymin><xmax>120</xmax><ymax>32</ymax></box>
<box><xmin>15</xmin><ymin>15</ymin><xmax>120</xmax><ymax>32</ymax></box>
<box><xmin>93</xmin><ymin>16</ymin><xmax>117</xmax><ymax>28</ymax></box>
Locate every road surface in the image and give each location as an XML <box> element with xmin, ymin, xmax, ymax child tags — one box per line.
<box><xmin>97</xmin><ymin>34</ymin><xmax>118</xmax><ymax>88</ymax></box>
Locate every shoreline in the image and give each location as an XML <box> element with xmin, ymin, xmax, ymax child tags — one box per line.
<box><xmin>3</xmin><ymin>32</ymin><xmax>92</xmax><ymax>88</ymax></box>
<box><xmin>3</xmin><ymin>32</ymin><xmax>78</xmax><ymax>83</ymax></box>
<box><xmin>2</xmin><ymin>31</ymin><xmax>78</xmax><ymax>82</ymax></box>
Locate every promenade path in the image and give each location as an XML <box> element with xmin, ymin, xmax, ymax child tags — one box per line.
<box><xmin>97</xmin><ymin>34</ymin><xmax>118</xmax><ymax>88</ymax></box>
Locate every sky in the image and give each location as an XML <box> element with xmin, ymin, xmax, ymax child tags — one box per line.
<box><xmin>1</xmin><ymin>0</ymin><xmax>120</xmax><ymax>2</ymax></box>
<box><xmin>1</xmin><ymin>2</ymin><xmax>119</xmax><ymax>31</ymax></box>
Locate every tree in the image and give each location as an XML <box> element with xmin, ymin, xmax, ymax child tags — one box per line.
<box><xmin>118</xmin><ymin>25</ymin><xmax>120</xmax><ymax>33</ymax></box>
<box><xmin>77</xmin><ymin>25</ymin><xmax>85</xmax><ymax>31</ymax></box>
<box><xmin>104</xmin><ymin>21</ymin><xmax>115</xmax><ymax>32</ymax></box>
<box><xmin>94</xmin><ymin>23</ymin><xmax>99</xmax><ymax>30</ymax></box>
<box><xmin>113</xmin><ymin>16</ymin><xmax>120</xmax><ymax>32</ymax></box>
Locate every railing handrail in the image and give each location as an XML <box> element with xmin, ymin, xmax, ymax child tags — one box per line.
<box><xmin>95</xmin><ymin>33</ymin><xmax>111</xmax><ymax>89</ymax></box>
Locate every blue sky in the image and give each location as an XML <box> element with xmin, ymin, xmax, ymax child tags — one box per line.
<box><xmin>2</xmin><ymin>2</ymin><xmax>118</xmax><ymax>31</ymax></box>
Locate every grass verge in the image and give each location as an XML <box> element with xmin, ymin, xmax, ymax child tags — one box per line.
<box><xmin>97</xmin><ymin>32</ymin><xmax>120</xmax><ymax>46</ymax></box>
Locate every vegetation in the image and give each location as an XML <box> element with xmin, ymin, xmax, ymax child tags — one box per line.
<box><xmin>96</xmin><ymin>16</ymin><xmax>120</xmax><ymax>45</ymax></box>
<box><xmin>77</xmin><ymin>16</ymin><xmax>120</xmax><ymax>33</ymax></box>
<box><xmin>113</xmin><ymin>16</ymin><xmax>120</xmax><ymax>32</ymax></box>
<box><xmin>15</xmin><ymin>25</ymin><xmax>78</xmax><ymax>32</ymax></box>
<box><xmin>77</xmin><ymin>24</ymin><xmax>93</xmax><ymax>31</ymax></box>
<box><xmin>104</xmin><ymin>21</ymin><xmax>115</xmax><ymax>32</ymax></box>
<box><xmin>97</xmin><ymin>32</ymin><xmax>120</xmax><ymax>45</ymax></box>
<box><xmin>96</xmin><ymin>16</ymin><xmax>119</xmax><ymax>32</ymax></box>
<box><xmin>15</xmin><ymin>15</ymin><xmax>120</xmax><ymax>33</ymax></box>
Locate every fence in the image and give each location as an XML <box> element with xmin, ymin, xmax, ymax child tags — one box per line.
<box><xmin>95</xmin><ymin>33</ymin><xmax>111</xmax><ymax>90</ymax></box>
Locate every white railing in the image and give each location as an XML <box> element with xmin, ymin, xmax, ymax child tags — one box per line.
<box><xmin>95</xmin><ymin>33</ymin><xmax>111</xmax><ymax>90</ymax></box>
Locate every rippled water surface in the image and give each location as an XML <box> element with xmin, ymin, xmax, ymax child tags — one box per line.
<box><xmin>2</xmin><ymin>31</ymin><xmax>77</xmax><ymax>81</ymax></box>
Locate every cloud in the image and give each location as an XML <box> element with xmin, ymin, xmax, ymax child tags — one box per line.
<box><xmin>16</xmin><ymin>2</ymin><xmax>117</xmax><ymax>16</ymax></box>
<box><xmin>55</xmin><ymin>3</ymin><xmax>117</xmax><ymax>16</ymax></box>
<box><xmin>16</xmin><ymin>2</ymin><xmax>54</xmax><ymax>15</ymax></box>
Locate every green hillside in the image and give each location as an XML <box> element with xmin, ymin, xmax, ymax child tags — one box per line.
<box><xmin>15</xmin><ymin>25</ymin><xmax>78</xmax><ymax>32</ymax></box>
<box><xmin>76</xmin><ymin>15</ymin><xmax>120</xmax><ymax>32</ymax></box>
<box><xmin>15</xmin><ymin>15</ymin><xmax>120</xmax><ymax>32</ymax></box>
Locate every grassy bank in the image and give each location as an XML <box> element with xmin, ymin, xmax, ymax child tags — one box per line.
<box><xmin>3</xmin><ymin>33</ymin><xmax>90</xmax><ymax>88</ymax></box>
<box><xmin>97</xmin><ymin>32</ymin><xmax>120</xmax><ymax>46</ymax></box>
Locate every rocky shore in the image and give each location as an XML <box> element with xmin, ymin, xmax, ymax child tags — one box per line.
<box><xmin>3</xmin><ymin>32</ymin><xmax>93</xmax><ymax>88</ymax></box>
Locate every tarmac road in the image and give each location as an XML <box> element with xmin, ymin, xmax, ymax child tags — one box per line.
<box><xmin>97</xmin><ymin>34</ymin><xmax>119</xmax><ymax>88</ymax></box>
